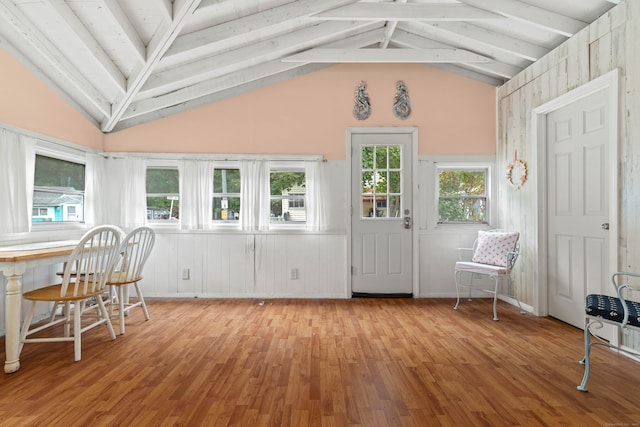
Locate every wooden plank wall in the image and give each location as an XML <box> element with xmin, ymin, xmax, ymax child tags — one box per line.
<box><xmin>496</xmin><ymin>1</ymin><xmax>639</xmax><ymax>348</ymax></box>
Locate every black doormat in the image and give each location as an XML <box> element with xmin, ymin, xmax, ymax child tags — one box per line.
<box><xmin>352</xmin><ymin>292</ymin><xmax>413</xmax><ymax>298</ymax></box>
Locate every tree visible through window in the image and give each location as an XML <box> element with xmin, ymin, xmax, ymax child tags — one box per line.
<box><xmin>213</xmin><ymin>168</ymin><xmax>240</xmax><ymax>221</ymax></box>
<box><xmin>438</xmin><ymin>168</ymin><xmax>487</xmax><ymax>223</ymax></box>
<box><xmin>270</xmin><ymin>170</ymin><xmax>306</xmax><ymax>222</ymax></box>
<box><xmin>146</xmin><ymin>168</ymin><xmax>179</xmax><ymax>221</ymax></box>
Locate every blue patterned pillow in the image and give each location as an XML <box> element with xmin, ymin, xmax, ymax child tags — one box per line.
<box><xmin>585</xmin><ymin>294</ymin><xmax>640</xmax><ymax>328</ymax></box>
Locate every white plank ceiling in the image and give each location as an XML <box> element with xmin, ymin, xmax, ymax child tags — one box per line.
<box><xmin>0</xmin><ymin>0</ymin><xmax>618</xmax><ymax>132</ymax></box>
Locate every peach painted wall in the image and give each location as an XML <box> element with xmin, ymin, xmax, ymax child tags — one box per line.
<box><xmin>105</xmin><ymin>63</ymin><xmax>496</xmax><ymax>160</ymax></box>
<box><xmin>0</xmin><ymin>48</ymin><xmax>103</xmax><ymax>149</ymax></box>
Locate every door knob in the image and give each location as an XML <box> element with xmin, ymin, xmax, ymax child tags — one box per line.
<box><xmin>601</xmin><ymin>223</ymin><xmax>610</xmax><ymax>230</ymax></box>
<box><xmin>404</xmin><ymin>216</ymin><xmax>412</xmax><ymax>229</ymax></box>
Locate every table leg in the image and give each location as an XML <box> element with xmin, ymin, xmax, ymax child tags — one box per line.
<box><xmin>3</xmin><ymin>266</ymin><xmax>24</xmax><ymax>373</ymax></box>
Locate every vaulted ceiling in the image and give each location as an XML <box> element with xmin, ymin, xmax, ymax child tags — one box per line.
<box><xmin>0</xmin><ymin>0</ymin><xmax>619</xmax><ymax>132</ymax></box>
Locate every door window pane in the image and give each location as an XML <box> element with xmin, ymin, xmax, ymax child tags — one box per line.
<box><xmin>360</xmin><ymin>145</ymin><xmax>402</xmax><ymax>219</ymax></box>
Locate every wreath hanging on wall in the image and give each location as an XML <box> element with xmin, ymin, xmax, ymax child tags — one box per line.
<box><xmin>506</xmin><ymin>151</ymin><xmax>527</xmax><ymax>191</ymax></box>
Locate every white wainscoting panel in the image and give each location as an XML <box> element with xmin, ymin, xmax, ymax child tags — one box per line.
<box><xmin>140</xmin><ymin>232</ymin><xmax>347</xmax><ymax>299</ymax></box>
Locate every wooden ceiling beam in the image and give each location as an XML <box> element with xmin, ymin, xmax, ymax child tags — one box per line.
<box><xmin>44</xmin><ymin>0</ymin><xmax>126</xmax><ymax>95</ymax></box>
<box><xmin>411</xmin><ymin>21</ymin><xmax>548</xmax><ymax>62</ymax></box>
<box><xmin>0</xmin><ymin>0</ymin><xmax>111</xmax><ymax>118</ymax></box>
<box><xmin>460</xmin><ymin>0</ymin><xmax>586</xmax><ymax>37</ymax></box>
<box><xmin>391</xmin><ymin>30</ymin><xmax>520</xmax><ymax>79</ymax></box>
<box><xmin>124</xmin><ymin>28</ymin><xmax>386</xmax><ymax>120</ymax></box>
<box><xmin>312</xmin><ymin>3</ymin><xmax>502</xmax><ymax>21</ymax></box>
<box><xmin>101</xmin><ymin>0</ymin><xmax>202</xmax><ymax>132</ymax></box>
<box><xmin>99</xmin><ymin>0</ymin><xmax>146</xmax><ymax>63</ymax></box>
<box><xmin>397</xmin><ymin>21</ymin><xmax>535</xmax><ymax>71</ymax></box>
<box><xmin>164</xmin><ymin>0</ymin><xmax>356</xmax><ymax>66</ymax></box>
<box><xmin>282</xmin><ymin>48</ymin><xmax>493</xmax><ymax>64</ymax></box>
<box><xmin>138</xmin><ymin>20</ymin><xmax>379</xmax><ymax>99</ymax></box>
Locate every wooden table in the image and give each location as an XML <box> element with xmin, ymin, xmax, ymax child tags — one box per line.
<box><xmin>0</xmin><ymin>240</ymin><xmax>79</xmax><ymax>373</ymax></box>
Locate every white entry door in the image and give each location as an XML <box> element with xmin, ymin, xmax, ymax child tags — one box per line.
<box><xmin>350</xmin><ymin>131</ymin><xmax>413</xmax><ymax>296</ymax></box>
<box><xmin>547</xmin><ymin>88</ymin><xmax>613</xmax><ymax>331</ymax></box>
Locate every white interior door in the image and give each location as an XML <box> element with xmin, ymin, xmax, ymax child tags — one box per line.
<box><xmin>350</xmin><ymin>131</ymin><xmax>413</xmax><ymax>296</ymax></box>
<box><xmin>547</xmin><ymin>88</ymin><xmax>613</xmax><ymax>334</ymax></box>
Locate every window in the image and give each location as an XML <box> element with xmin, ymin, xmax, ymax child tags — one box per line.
<box><xmin>213</xmin><ymin>168</ymin><xmax>240</xmax><ymax>221</ymax></box>
<box><xmin>288</xmin><ymin>196</ymin><xmax>305</xmax><ymax>209</ymax></box>
<box><xmin>146</xmin><ymin>168</ymin><xmax>179</xmax><ymax>221</ymax></box>
<box><xmin>437</xmin><ymin>167</ymin><xmax>488</xmax><ymax>223</ymax></box>
<box><xmin>32</xmin><ymin>154</ymin><xmax>85</xmax><ymax>223</ymax></box>
<box><xmin>270</xmin><ymin>168</ymin><xmax>306</xmax><ymax>223</ymax></box>
<box><xmin>361</xmin><ymin>145</ymin><xmax>402</xmax><ymax>218</ymax></box>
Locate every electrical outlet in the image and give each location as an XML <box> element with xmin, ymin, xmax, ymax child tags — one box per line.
<box><xmin>182</xmin><ymin>268</ymin><xmax>190</xmax><ymax>280</ymax></box>
<box><xmin>289</xmin><ymin>268</ymin><xmax>298</xmax><ymax>280</ymax></box>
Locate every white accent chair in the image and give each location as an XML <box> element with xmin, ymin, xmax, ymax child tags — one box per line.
<box><xmin>453</xmin><ymin>229</ymin><xmax>525</xmax><ymax>320</ymax></box>
<box><xmin>106</xmin><ymin>226</ymin><xmax>155</xmax><ymax>335</ymax></box>
<box><xmin>20</xmin><ymin>225</ymin><xmax>122</xmax><ymax>362</ymax></box>
<box><xmin>577</xmin><ymin>272</ymin><xmax>640</xmax><ymax>392</ymax></box>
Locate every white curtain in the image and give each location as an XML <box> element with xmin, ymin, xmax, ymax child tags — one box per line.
<box><xmin>305</xmin><ymin>160</ymin><xmax>327</xmax><ymax>231</ymax></box>
<box><xmin>105</xmin><ymin>157</ymin><xmax>147</xmax><ymax>229</ymax></box>
<box><xmin>240</xmin><ymin>160</ymin><xmax>269</xmax><ymax>231</ymax></box>
<box><xmin>84</xmin><ymin>152</ymin><xmax>107</xmax><ymax>227</ymax></box>
<box><xmin>179</xmin><ymin>159</ymin><xmax>213</xmax><ymax>230</ymax></box>
<box><xmin>0</xmin><ymin>129</ymin><xmax>36</xmax><ymax>234</ymax></box>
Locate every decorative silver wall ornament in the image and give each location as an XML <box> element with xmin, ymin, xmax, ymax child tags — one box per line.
<box><xmin>353</xmin><ymin>81</ymin><xmax>371</xmax><ymax>120</ymax></box>
<box><xmin>393</xmin><ymin>80</ymin><xmax>411</xmax><ymax>119</ymax></box>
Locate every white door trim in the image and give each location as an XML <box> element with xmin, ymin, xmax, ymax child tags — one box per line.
<box><xmin>531</xmin><ymin>69</ymin><xmax>619</xmax><ymax>317</ymax></box>
<box><xmin>346</xmin><ymin>127</ymin><xmax>419</xmax><ymax>297</ymax></box>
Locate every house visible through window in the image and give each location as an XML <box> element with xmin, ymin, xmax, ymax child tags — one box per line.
<box><xmin>437</xmin><ymin>167</ymin><xmax>488</xmax><ymax>223</ymax></box>
<box><xmin>213</xmin><ymin>168</ymin><xmax>240</xmax><ymax>221</ymax></box>
<box><xmin>146</xmin><ymin>168</ymin><xmax>179</xmax><ymax>221</ymax></box>
<box><xmin>270</xmin><ymin>168</ymin><xmax>306</xmax><ymax>223</ymax></box>
<box><xmin>32</xmin><ymin>154</ymin><xmax>85</xmax><ymax>223</ymax></box>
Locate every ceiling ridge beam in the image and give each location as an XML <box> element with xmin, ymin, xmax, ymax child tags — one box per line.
<box><xmin>101</xmin><ymin>0</ymin><xmax>203</xmax><ymax>132</ymax></box>
<box><xmin>459</xmin><ymin>0</ymin><xmax>586</xmax><ymax>37</ymax></box>
<box><xmin>380</xmin><ymin>0</ymin><xmax>408</xmax><ymax>49</ymax></box>
<box><xmin>282</xmin><ymin>48</ymin><xmax>493</xmax><ymax>64</ymax></box>
<box><xmin>165</xmin><ymin>0</ymin><xmax>356</xmax><ymax>64</ymax></box>
<box><xmin>0</xmin><ymin>0</ymin><xmax>111</xmax><ymax>117</ymax></box>
<box><xmin>138</xmin><ymin>20</ymin><xmax>379</xmax><ymax>99</ymax></box>
<box><xmin>312</xmin><ymin>3</ymin><xmax>503</xmax><ymax>21</ymax></box>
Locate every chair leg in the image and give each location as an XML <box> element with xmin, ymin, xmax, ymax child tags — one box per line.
<box><xmin>118</xmin><ymin>285</ymin><xmax>126</xmax><ymax>335</ymax></box>
<box><xmin>491</xmin><ymin>276</ymin><xmax>499</xmax><ymax>321</ymax></box>
<box><xmin>19</xmin><ymin>301</ymin><xmax>37</xmax><ymax>355</ymax></box>
<box><xmin>96</xmin><ymin>296</ymin><xmax>117</xmax><ymax>341</ymax></box>
<box><xmin>507</xmin><ymin>275</ymin><xmax>526</xmax><ymax>315</ymax></box>
<box><xmin>74</xmin><ymin>301</ymin><xmax>82</xmax><ymax>361</ymax></box>
<box><xmin>453</xmin><ymin>270</ymin><xmax>461</xmax><ymax>311</ymax></box>
<box><xmin>63</xmin><ymin>301</ymin><xmax>72</xmax><ymax>337</ymax></box>
<box><xmin>577</xmin><ymin>319</ymin><xmax>591</xmax><ymax>392</ymax></box>
<box><xmin>133</xmin><ymin>282</ymin><xmax>150</xmax><ymax>320</ymax></box>
<box><xmin>48</xmin><ymin>301</ymin><xmax>60</xmax><ymax>323</ymax></box>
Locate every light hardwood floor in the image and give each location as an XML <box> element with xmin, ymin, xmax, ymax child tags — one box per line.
<box><xmin>1</xmin><ymin>298</ymin><xmax>639</xmax><ymax>426</ymax></box>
